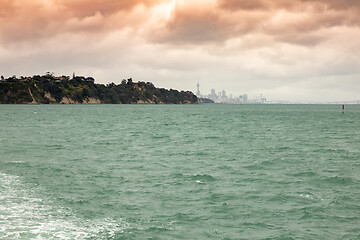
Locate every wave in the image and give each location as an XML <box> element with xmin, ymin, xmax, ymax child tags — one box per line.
<box><xmin>316</xmin><ymin>175</ymin><xmax>358</xmax><ymax>185</ymax></box>
<box><xmin>170</xmin><ymin>173</ymin><xmax>217</xmax><ymax>184</ymax></box>
<box><xmin>0</xmin><ymin>173</ymin><xmax>127</xmax><ymax>239</ymax></box>
<box><xmin>191</xmin><ymin>174</ymin><xmax>217</xmax><ymax>182</ymax></box>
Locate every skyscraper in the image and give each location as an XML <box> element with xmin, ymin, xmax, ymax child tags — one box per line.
<box><xmin>210</xmin><ymin>89</ymin><xmax>217</xmax><ymax>100</ymax></box>
<box><xmin>243</xmin><ymin>94</ymin><xmax>248</xmax><ymax>103</ymax></box>
<box><xmin>196</xmin><ymin>81</ymin><xmax>201</xmax><ymax>97</ymax></box>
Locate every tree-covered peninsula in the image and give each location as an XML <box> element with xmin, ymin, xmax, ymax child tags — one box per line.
<box><xmin>0</xmin><ymin>74</ymin><xmax>198</xmax><ymax>104</ymax></box>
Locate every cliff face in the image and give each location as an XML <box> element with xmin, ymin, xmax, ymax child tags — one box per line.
<box><xmin>0</xmin><ymin>75</ymin><xmax>198</xmax><ymax>104</ymax></box>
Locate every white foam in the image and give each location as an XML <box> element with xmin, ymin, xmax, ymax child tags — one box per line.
<box><xmin>0</xmin><ymin>173</ymin><xmax>127</xmax><ymax>239</ymax></box>
<box><xmin>299</xmin><ymin>193</ymin><xmax>323</xmax><ymax>201</ymax></box>
<box><xmin>299</xmin><ymin>194</ymin><xmax>314</xmax><ymax>200</ymax></box>
<box><xmin>11</xmin><ymin>161</ymin><xmax>24</xmax><ymax>164</ymax></box>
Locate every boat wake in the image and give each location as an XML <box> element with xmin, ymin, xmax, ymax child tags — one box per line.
<box><xmin>0</xmin><ymin>173</ymin><xmax>127</xmax><ymax>239</ymax></box>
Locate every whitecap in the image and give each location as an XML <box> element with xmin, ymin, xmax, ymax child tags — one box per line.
<box><xmin>299</xmin><ymin>194</ymin><xmax>314</xmax><ymax>200</ymax></box>
<box><xmin>11</xmin><ymin>161</ymin><xmax>24</xmax><ymax>164</ymax></box>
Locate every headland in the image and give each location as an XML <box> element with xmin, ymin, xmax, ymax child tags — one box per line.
<box><xmin>0</xmin><ymin>74</ymin><xmax>198</xmax><ymax>104</ymax></box>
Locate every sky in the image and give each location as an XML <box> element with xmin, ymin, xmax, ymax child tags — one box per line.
<box><xmin>1</xmin><ymin>0</ymin><xmax>360</xmax><ymax>102</ymax></box>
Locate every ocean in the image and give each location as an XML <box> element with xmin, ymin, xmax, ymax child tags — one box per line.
<box><xmin>0</xmin><ymin>104</ymin><xmax>359</xmax><ymax>239</ymax></box>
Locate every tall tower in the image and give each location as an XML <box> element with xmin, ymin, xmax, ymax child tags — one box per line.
<box><xmin>196</xmin><ymin>81</ymin><xmax>201</xmax><ymax>97</ymax></box>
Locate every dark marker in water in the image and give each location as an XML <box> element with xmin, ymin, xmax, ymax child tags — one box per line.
<box><xmin>342</xmin><ymin>105</ymin><xmax>345</xmax><ymax>114</ymax></box>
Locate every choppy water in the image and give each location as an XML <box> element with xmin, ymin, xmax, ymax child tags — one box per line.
<box><xmin>1</xmin><ymin>104</ymin><xmax>360</xmax><ymax>239</ymax></box>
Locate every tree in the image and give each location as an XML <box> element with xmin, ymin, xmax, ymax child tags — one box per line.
<box><xmin>45</xmin><ymin>72</ymin><xmax>54</xmax><ymax>77</ymax></box>
<box><xmin>62</xmin><ymin>75</ymin><xmax>70</xmax><ymax>81</ymax></box>
<box><xmin>107</xmin><ymin>82</ymin><xmax>115</xmax><ymax>88</ymax></box>
<box><xmin>0</xmin><ymin>74</ymin><xmax>198</xmax><ymax>104</ymax></box>
<box><xmin>86</xmin><ymin>77</ymin><xmax>95</xmax><ymax>83</ymax></box>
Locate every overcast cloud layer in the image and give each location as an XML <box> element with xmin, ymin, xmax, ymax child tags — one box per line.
<box><xmin>1</xmin><ymin>0</ymin><xmax>360</xmax><ymax>102</ymax></box>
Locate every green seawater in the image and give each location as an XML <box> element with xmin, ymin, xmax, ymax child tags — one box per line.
<box><xmin>1</xmin><ymin>104</ymin><xmax>360</xmax><ymax>239</ymax></box>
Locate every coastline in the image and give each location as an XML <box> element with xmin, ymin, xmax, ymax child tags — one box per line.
<box><xmin>0</xmin><ymin>75</ymin><xmax>198</xmax><ymax>105</ymax></box>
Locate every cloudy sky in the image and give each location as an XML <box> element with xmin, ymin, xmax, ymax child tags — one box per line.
<box><xmin>1</xmin><ymin>0</ymin><xmax>360</xmax><ymax>102</ymax></box>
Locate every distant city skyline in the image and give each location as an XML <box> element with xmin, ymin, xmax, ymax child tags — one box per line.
<box><xmin>0</xmin><ymin>0</ymin><xmax>360</xmax><ymax>102</ymax></box>
<box><xmin>196</xmin><ymin>82</ymin><xmax>255</xmax><ymax>104</ymax></box>
<box><xmin>196</xmin><ymin>82</ymin><xmax>360</xmax><ymax>104</ymax></box>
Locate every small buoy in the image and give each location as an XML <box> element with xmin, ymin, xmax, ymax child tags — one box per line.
<box><xmin>342</xmin><ymin>105</ymin><xmax>345</xmax><ymax>114</ymax></box>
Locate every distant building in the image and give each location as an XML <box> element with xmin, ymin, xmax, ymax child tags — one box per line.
<box><xmin>260</xmin><ymin>94</ymin><xmax>266</xmax><ymax>103</ymax></box>
<box><xmin>210</xmin><ymin>89</ymin><xmax>217</xmax><ymax>100</ymax></box>
<box><xmin>196</xmin><ymin>81</ymin><xmax>201</xmax><ymax>97</ymax></box>
<box><xmin>243</xmin><ymin>94</ymin><xmax>248</xmax><ymax>103</ymax></box>
<box><xmin>204</xmin><ymin>88</ymin><xmax>253</xmax><ymax>104</ymax></box>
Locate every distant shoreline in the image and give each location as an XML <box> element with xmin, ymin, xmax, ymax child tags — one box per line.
<box><xmin>0</xmin><ymin>74</ymin><xmax>198</xmax><ymax>104</ymax></box>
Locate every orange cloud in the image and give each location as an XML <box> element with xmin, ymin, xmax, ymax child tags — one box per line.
<box><xmin>151</xmin><ymin>6</ymin><xmax>233</xmax><ymax>44</ymax></box>
<box><xmin>217</xmin><ymin>0</ymin><xmax>360</xmax><ymax>11</ymax></box>
<box><xmin>147</xmin><ymin>0</ymin><xmax>360</xmax><ymax>47</ymax></box>
<box><xmin>1</xmin><ymin>0</ymin><xmax>360</xmax><ymax>47</ymax></box>
<box><xmin>55</xmin><ymin>0</ymin><xmax>165</xmax><ymax>17</ymax></box>
<box><xmin>0</xmin><ymin>0</ymin><xmax>166</xmax><ymax>44</ymax></box>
